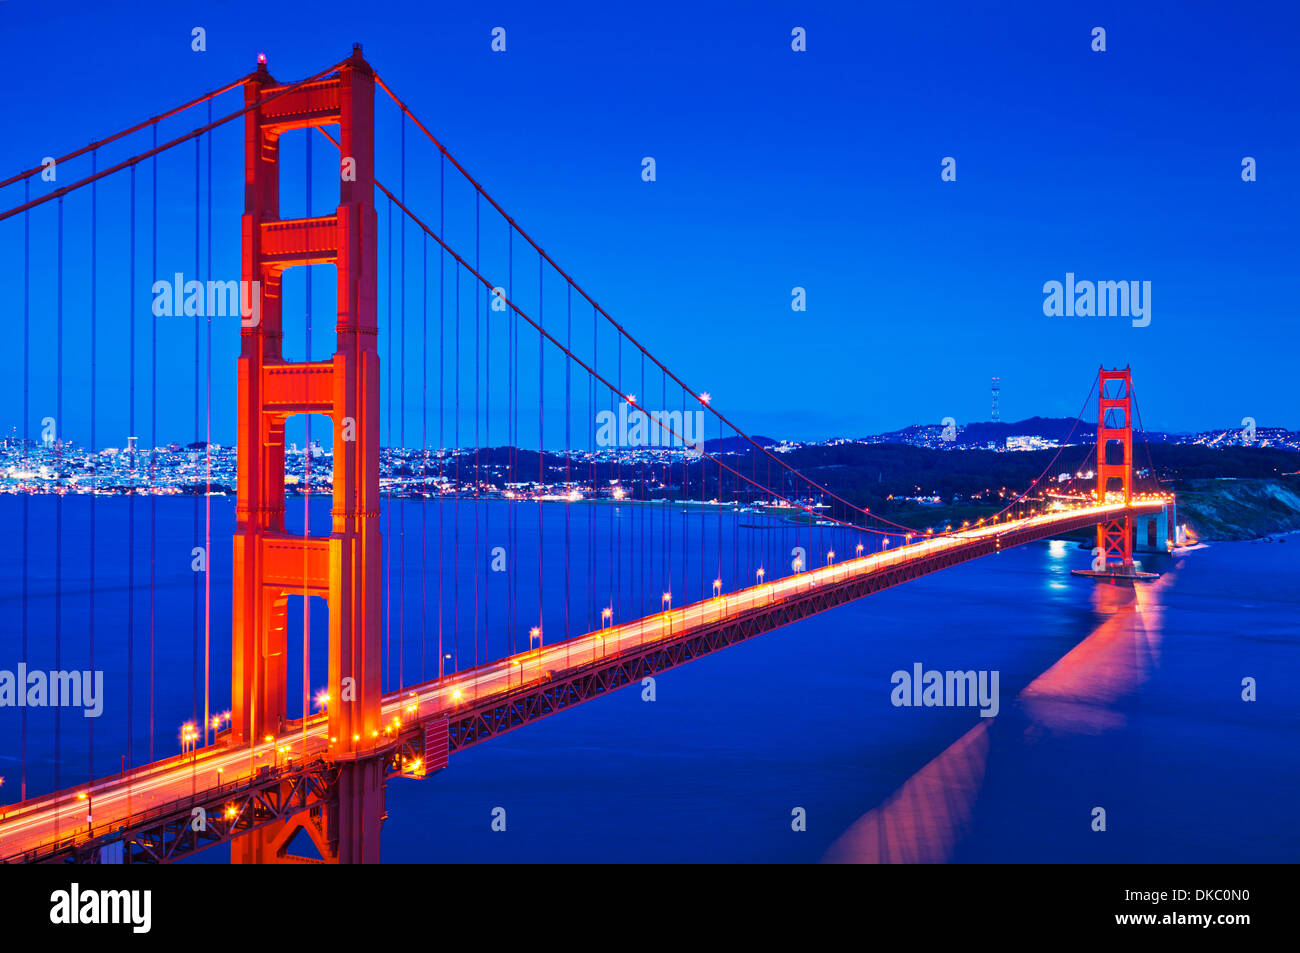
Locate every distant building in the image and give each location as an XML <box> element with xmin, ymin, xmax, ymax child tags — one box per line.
<box><xmin>1005</xmin><ymin>435</ymin><xmax>1059</xmax><ymax>452</ymax></box>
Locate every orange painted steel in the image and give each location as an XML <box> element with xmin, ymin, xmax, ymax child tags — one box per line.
<box><xmin>1096</xmin><ymin>367</ymin><xmax>1135</xmax><ymax>569</ymax></box>
<box><xmin>229</xmin><ymin>48</ymin><xmax>384</xmax><ymax>863</ymax></box>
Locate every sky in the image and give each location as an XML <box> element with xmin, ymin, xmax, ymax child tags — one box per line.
<box><xmin>0</xmin><ymin>0</ymin><xmax>1296</xmax><ymax>449</ymax></box>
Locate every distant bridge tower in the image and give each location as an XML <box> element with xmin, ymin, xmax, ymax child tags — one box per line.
<box><xmin>1096</xmin><ymin>367</ymin><xmax>1134</xmax><ymax>570</ymax></box>
<box><xmin>230</xmin><ymin>47</ymin><xmax>385</xmax><ymax>863</ymax></box>
<box><xmin>991</xmin><ymin>376</ymin><xmax>1000</xmax><ymax>422</ymax></box>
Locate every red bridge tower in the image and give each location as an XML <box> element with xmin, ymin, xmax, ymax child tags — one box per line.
<box><xmin>230</xmin><ymin>47</ymin><xmax>385</xmax><ymax>863</ymax></box>
<box><xmin>1096</xmin><ymin>366</ymin><xmax>1134</xmax><ymax>571</ymax></box>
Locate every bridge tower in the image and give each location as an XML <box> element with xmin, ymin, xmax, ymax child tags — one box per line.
<box><xmin>230</xmin><ymin>47</ymin><xmax>385</xmax><ymax>863</ymax></box>
<box><xmin>1096</xmin><ymin>367</ymin><xmax>1134</xmax><ymax>570</ymax></box>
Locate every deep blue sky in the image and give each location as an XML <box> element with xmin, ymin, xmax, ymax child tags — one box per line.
<box><xmin>1</xmin><ymin>0</ymin><xmax>1296</xmax><ymax>448</ymax></box>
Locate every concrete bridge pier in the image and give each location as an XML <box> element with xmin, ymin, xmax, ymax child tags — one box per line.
<box><xmin>1133</xmin><ymin>499</ymin><xmax>1177</xmax><ymax>554</ymax></box>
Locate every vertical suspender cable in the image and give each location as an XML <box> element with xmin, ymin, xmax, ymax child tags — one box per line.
<box><xmin>507</xmin><ymin>225</ymin><xmax>515</xmax><ymax>657</ymax></box>
<box><xmin>473</xmin><ymin>196</ymin><xmax>480</xmax><ymax>667</ymax></box>
<box><xmin>589</xmin><ymin>306</ymin><xmax>595</xmax><ymax>635</ymax></box>
<box><xmin>438</xmin><ymin>154</ymin><xmax>444</xmax><ymax>677</ymax></box>
<box><xmin>204</xmin><ymin>101</ymin><xmax>213</xmax><ymax>747</ymax></box>
<box><xmin>421</xmin><ymin>232</ymin><xmax>428</xmax><ymax>682</ymax></box>
<box><xmin>193</xmin><ymin>134</ymin><xmax>201</xmax><ymax>730</ymax></box>
<box><xmin>149</xmin><ymin>128</ymin><xmax>157</xmax><ymax>764</ymax></box>
<box><xmin>202</xmin><ymin>102</ymin><xmax>213</xmax><ymax>743</ymax></box>
<box><xmin>55</xmin><ymin>197</ymin><xmax>64</xmax><ymax>800</ymax></box>
<box><xmin>483</xmin><ymin>196</ymin><xmax>491</xmax><ymax>663</ymax></box>
<box><xmin>127</xmin><ymin>165</ymin><xmax>136</xmax><ymax>792</ymax></box>
<box><xmin>385</xmin><ymin>197</ymin><xmax>392</xmax><ymax>688</ymax></box>
<box><xmin>638</xmin><ymin>351</ymin><xmax>644</xmax><ymax>623</ymax></box>
<box><xmin>453</xmin><ymin>263</ymin><xmax>460</xmax><ymax>674</ymax></box>
<box><xmin>399</xmin><ymin>112</ymin><xmax>406</xmax><ymax>689</ymax></box>
<box><xmin>538</xmin><ymin>254</ymin><xmax>543</xmax><ymax>645</ymax></box>
<box><xmin>565</xmin><ymin>283</ymin><xmax>571</xmax><ymax>647</ymax></box>
<box><xmin>21</xmin><ymin>179</ymin><xmax>30</xmax><ymax>801</ymax></box>
<box><xmin>89</xmin><ymin>151</ymin><xmax>98</xmax><ymax>783</ymax></box>
<box><xmin>613</xmin><ymin>336</ymin><xmax>619</xmax><ymax>620</ymax></box>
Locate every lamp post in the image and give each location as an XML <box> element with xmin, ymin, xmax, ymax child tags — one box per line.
<box><xmin>77</xmin><ymin>791</ymin><xmax>92</xmax><ymax>834</ymax></box>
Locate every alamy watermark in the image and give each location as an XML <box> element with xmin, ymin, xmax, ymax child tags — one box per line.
<box><xmin>151</xmin><ymin>273</ymin><xmax>260</xmax><ymax>326</ymax></box>
<box><xmin>890</xmin><ymin>662</ymin><xmax>999</xmax><ymax>718</ymax></box>
<box><xmin>0</xmin><ymin>665</ymin><xmax>104</xmax><ymax>717</ymax></box>
<box><xmin>595</xmin><ymin>402</ymin><xmax>704</xmax><ymax>456</ymax></box>
<box><xmin>49</xmin><ymin>883</ymin><xmax>150</xmax><ymax>933</ymax></box>
<box><xmin>1042</xmin><ymin>273</ymin><xmax>1151</xmax><ymax>327</ymax></box>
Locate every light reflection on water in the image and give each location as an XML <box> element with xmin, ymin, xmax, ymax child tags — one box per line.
<box><xmin>824</xmin><ymin>570</ymin><xmax>1172</xmax><ymax>864</ymax></box>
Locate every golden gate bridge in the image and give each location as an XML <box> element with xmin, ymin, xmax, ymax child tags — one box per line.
<box><xmin>0</xmin><ymin>48</ymin><xmax>1171</xmax><ymax>863</ymax></box>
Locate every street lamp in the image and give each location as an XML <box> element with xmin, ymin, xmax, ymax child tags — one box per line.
<box><xmin>712</xmin><ymin>578</ymin><xmax>722</xmax><ymax>598</ymax></box>
<box><xmin>601</xmin><ymin>607</ymin><xmax>613</xmax><ymax>630</ymax></box>
<box><xmin>826</xmin><ymin>550</ymin><xmax>835</xmax><ymax>566</ymax></box>
<box><xmin>756</xmin><ymin>567</ymin><xmax>764</xmax><ymax>585</ymax></box>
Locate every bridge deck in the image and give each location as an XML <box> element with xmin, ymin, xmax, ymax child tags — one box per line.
<box><xmin>0</xmin><ymin>500</ymin><xmax>1165</xmax><ymax>863</ymax></box>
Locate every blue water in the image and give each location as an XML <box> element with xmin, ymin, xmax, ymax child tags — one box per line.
<box><xmin>2</xmin><ymin>496</ymin><xmax>1297</xmax><ymax>862</ymax></box>
<box><xmin>377</xmin><ymin>535</ymin><xmax>1300</xmax><ymax>863</ymax></box>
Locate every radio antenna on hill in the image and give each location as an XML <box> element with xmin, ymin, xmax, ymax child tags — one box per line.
<box><xmin>991</xmin><ymin>376</ymin><xmax>1001</xmax><ymax>422</ymax></box>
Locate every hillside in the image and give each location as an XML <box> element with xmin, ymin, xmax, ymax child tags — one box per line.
<box><xmin>1172</xmin><ymin>477</ymin><xmax>1300</xmax><ymax>541</ymax></box>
